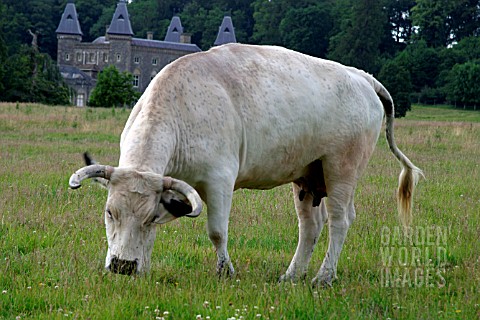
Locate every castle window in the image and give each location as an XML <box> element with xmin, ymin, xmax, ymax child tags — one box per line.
<box><xmin>65</xmin><ymin>53</ymin><xmax>70</xmax><ymax>61</ymax></box>
<box><xmin>103</xmin><ymin>53</ymin><xmax>108</xmax><ymax>62</ymax></box>
<box><xmin>116</xmin><ymin>54</ymin><xmax>121</xmax><ymax>62</ymax></box>
<box><xmin>76</xmin><ymin>53</ymin><xmax>81</xmax><ymax>62</ymax></box>
<box><xmin>76</xmin><ymin>94</ymin><xmax>85</xmax><ymax>107</ymax></box>
<box><xmin>133</xmin><ymin>75</ymin><xmax>139</xmax><ymax>87</ymax></box>
<box><xmin>152</xmin><ymin>58</ymin><xmax>157</xmax><ymax>65</ymax></box>
<box><xmin>134</xmin><ymin>56</ymin><xmax>140</xmax><ymax>64</ymax></box>
<box><xmin>89</xmin><ymin>53</ymin><xmax>95</xmax><ymax>63</ymax></box>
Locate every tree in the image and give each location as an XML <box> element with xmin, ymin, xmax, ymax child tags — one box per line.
<box><xmin>383</xmin><ymin>0</ymin><xmax>415</xmax><ymax>55</ymax></box>
<box><xmin>179</xmin><ymin>2</ymin><xmax>234</xmax><ymax>50</ymax></box>
<box><xmin>128</xmin><ymin>0</ymin><xmax>169</xmax><ymax>40</ymax></box>
<box><xmin>412</xmin><ymin>0</ymin><xmax>456</xmax><ymax>48</ymax></box>
<box><xmin>74</xmin><ymin>0</ymin><xmax>118</xmax><ymax>41</ymax></box>
<box><xmin>28</xmin><ymin>0</ymin><xmax>58</xmax><ymax>58</ymax></box>
<box><xmin>328</xmin><ymin>0</ymin><xmax>387</xmax><ymax>73</ymax></box>
<box><xmin>448</xmin><ymin>0</ymin><xmax>480</xmax><ymax>43</ymax></box>
<box><xmin>395</xmin><ymin>41</ymin><xmax>441</xmax><ymax>92</ymax></box>
<box><xmin>251</xmin><ymin>0</ymin><xmax>286</xmax><ymax>45</ymax></box>
<box><xmin>0</xmin><ymin>41</ymin><xmax>5</xmax><ymax>96</ymax></box>
<box><xmin>452</xmin><ymin>36</ymin><xmax>480</xmax><ymax>62</ymax></box>
<box><xmin>378</xmin><ymin>59</ymin><xmax>413</xmax><ymax>117</ymax></box>
<box><xmin>279</xmin><ymin>4</ymin><xmax>333</xmax><ymax>58</ymax></box>
<box><xmin>202</xmin><ymin>7</ymin><xmax>226</xmax><ymax>49</ymax></box>
<box><xmin>89</xmin><ymin>65</ymin><xmax>140</xmax><ymax>108</ymax></box>
<box><xmin>0</xmin><ymin>3</ymin><xmax>7</xmax><ymax>95</ymax></box>
<box><xmin>179</xmin><ymin>1</ymin><xmax>209</xmax><ymax>47</ymax></box>
<box><xmin>32</xmin><ymin>52</ymin><xmax>71</xmax><ymax>105</ymax></box>
<box><xmin>0</xmin><ymin>45</ymin><xmax>70</xmax><ymax>104</ymax></box>
<box><xmin>446</xmin><ymin>62</ymin><xmax>480</xmax><ymax>108</ymax></box>
<box><xmin>90</xmin><ymin>6</ymin><xmax>116</xmax><ymax>39</ymax></box>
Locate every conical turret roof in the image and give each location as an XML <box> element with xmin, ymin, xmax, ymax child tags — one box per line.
<box><xmin>56</xmin><ymin>2</ymin><xmax>83</xmax><ymax>35</ymax></box>
<box><xmin>164</xmin><ymin>16</ymin><xmax>183</xmax><ymax>42</ymax></box>
<box><xmin>214</xmin><ymin>16</ymin><xmax>236</xmax><ymax>46</ymax></box>
<box><xmin>107</xmin><ymin>0</ymin><xmax>134</xmax><ymax>36</ymax></box>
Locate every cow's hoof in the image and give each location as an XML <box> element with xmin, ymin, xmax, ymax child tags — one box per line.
<box><xmin>311</xmin><ymin>277</ymin><xmax>333</xmax><ymax>288</ymax></box>
<box><xmin>278</xmin><ymin>273</ymin><xmax>293</xmax><ymax>283</ymax></box>
<box><xmin>312</xmin><ymin>270</ymin><xmax>336</xmax><ymax>288</ymax></box>
<box><xmin>216</xmin><ymin>261</ymin><xmax>235</xmax><ymax>278</ymax></box>
<box><xmin>278</xmin><ymin>272</ymin><xmax>304</xmax><ymax>283</ymax></box>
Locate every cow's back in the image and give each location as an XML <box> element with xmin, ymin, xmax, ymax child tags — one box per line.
<box><xmin>125</xmin><ymin>44</ymin><xmax>385</xmax><ymax>189</ymax></box>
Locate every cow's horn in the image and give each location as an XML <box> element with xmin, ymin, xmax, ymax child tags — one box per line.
<box><xmin>163</xmin><ymin>177</ymin><xmax>203</xmax><ymax>217</ymax></box>
<box><xmin>69</xmin><ymin>165</ymin><xmax>115</xmax><ymax>189</ymax></box>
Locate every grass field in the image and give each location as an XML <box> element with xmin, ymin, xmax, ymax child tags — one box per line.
<box><xmin>0</xmin><ymin>102</ymin><xmax>479</xmax><ymax>319</ymax></box>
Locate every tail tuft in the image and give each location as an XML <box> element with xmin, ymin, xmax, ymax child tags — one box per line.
<box><xmin>397</xmin><ymin>165</ymin><xmax>423</xmax><ymax>227</ymax></box>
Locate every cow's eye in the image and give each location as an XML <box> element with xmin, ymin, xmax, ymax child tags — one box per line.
<box><xmin>106</xmin><ymin>209</ymin><xmax>113</xmax><ymax>220</ymax></box>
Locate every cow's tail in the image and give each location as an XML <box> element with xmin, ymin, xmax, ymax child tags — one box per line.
<box><xmin>368</xmin><ymin>74</ymin><xmax>424</xmax><ymax>227</ymax></box>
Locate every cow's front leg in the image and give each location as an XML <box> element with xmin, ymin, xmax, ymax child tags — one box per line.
<box><xmin>204</xmin><ymin>180</ymin><xmax>235</xmax><ymax>276</ymax></box>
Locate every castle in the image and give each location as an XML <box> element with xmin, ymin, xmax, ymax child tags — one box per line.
<box><xmin>56</xmin><ymin>0</ymin><xmax>237</xmax><ymax>106</ymax></box>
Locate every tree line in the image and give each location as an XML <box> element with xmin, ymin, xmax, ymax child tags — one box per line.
<box><xmin>0</xmin><ymin>0</ymin><xmax>479</xmax><ymax>114</ymax></box>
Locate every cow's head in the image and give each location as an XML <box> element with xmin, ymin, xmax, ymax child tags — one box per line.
<box><xmin>69</xmin><ymin>164</ymin><xmax>202</xmax><ymax>275</ymax></box>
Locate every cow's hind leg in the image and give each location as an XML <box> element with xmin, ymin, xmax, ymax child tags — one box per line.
<box><xmin>312</xmin><ymin>187</ymin><xmax>356</xmax><ymax>287</ymax></box>
<box><xmin>312</xmin><ymin>140</ymin><xmax>374</xmax><ymax>286</ymax></box>
<box><xmin>280</xmin><ymin>182</ymin><xmax>328</xmax><ymax>282</ymax></box>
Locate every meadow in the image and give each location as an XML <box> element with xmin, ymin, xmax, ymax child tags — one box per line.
<box><xmin>0</xmin><ymin>103</ymin><xmax>478</xmax><ymax>319</ymax></box>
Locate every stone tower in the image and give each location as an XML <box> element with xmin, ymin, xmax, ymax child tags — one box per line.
<box><xmin>56</xmin><ymin>1</ymin><xmax>83</xmax><ymax>67</ymax></box>
<box><xmin>106</xmin><ymin>0</ymin><xmax>134</xmax><ymax>72</ymax></box>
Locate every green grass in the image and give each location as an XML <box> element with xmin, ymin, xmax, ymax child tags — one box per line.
<box><xmin>407</xmin><ymin>104</ymin><xmax>480</xmax><ymax>122</ymax></box>
<box><xmin>0</xmin><ymin>103</ymin><xmax>479</xmax><ymax>319</ymax></box>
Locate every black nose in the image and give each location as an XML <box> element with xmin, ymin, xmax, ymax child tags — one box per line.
<box><xmin>109</xmin><ymin>257</ymin><xmax>137</xmax><ymax>275</ymax></box>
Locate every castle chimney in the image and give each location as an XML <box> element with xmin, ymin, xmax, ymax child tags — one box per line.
<box><xmin>147</xmin><ymin>31</ymin><xmax>153</xmax><ymax>40</ymax></box>
<box><xmin>180</xmin><ymin>33</ymin><xmax>191</xmax><ymax>44</ymax></box>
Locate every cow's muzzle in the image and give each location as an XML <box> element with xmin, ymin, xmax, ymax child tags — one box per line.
<box><xmin>108</xmin><ymin>257</ymin><xmax>138</xmax><ymax>275</ymax></box>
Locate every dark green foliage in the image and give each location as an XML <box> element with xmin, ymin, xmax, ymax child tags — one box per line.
<box><xmin>279</xmin><ymin>4</ymin><xmax>333</xmax><ymax>58</ymax></box>
<box><xmin>383</xmin><ymin>0</ymin><xmax>415</xmax><ymax>55</ymax></box>
<box><xmin>448</xmin><ymin>0</ymin><xmax>480</xmax><ymax>43</ymax></box>
<box><xmin>74</xmin><ymin>0</ymin><xmax>118</xmax><ymax>42</ymax></box>
<box><xmin>327</xmin><ymin>0</ymin><xmax>387</xmax><ymax>73</ymax></box>
<box><xmin>395</xmin><ymin>41</ymin><xmax>441</xmax><ymax>92</ymax></box>
<box><xmin>378</xmin><ymin>60</ymin><xmax>413</xmax><ymax>118</ymax></box>
<box><xmin>411</xmin><ymin>0</ymin><xmax>480</xmax><ymax>47</ymax></box>
<box><xmin>452</xmin><ymin>36</ymin><xmax>480</xmax><ymax>62</ymax></box>
<box><xmin>0</xmin><ymin>4</ymin><xmax>6</xmax><ymax>95</ymax></box>
<box><xmin>445</xmin><ymin>62</ymin><xmax>480</xmax><ymax>108</ymax></box>
<box><xmin>0</xmin><ymin>45</ymin><xmax>70</xmax><ymax>105</ymax></box>
<box><xmin>411</xmin><ymin>0</ymin><xmax>454</xmax><ymax>48</ymax></box>
<box><xmin>251</xmin><ymin>0</ymin><xmax>285</xmax><ymax>45</ymax></box>
<box><xmin>89</xmin><ymin>65</ymin><xmax>140</xmax><ymax>108</ymax></box>
<box><xmin>180</xmin><ymin>2</ymin><xmax>249</xmax><ymax>50</ymax></box>
<box><xmin>127</xmin><ymin>0</ymin><xmax>170</xmax><ymax>40</ymax></box>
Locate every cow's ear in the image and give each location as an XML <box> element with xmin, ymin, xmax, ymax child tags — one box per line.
<box><xmin>160</xmin><ymin>190</ymin><xmax>194</xmax><ymax>218</ymax></box>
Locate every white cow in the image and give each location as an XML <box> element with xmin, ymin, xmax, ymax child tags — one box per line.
<box><xmin>69</xmin><ymin>43</ymin><xmax>422</xmax><ymax>286</ymax></box>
